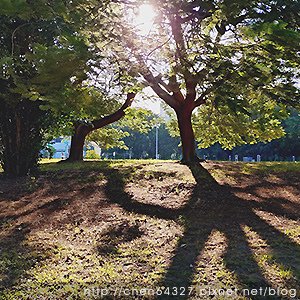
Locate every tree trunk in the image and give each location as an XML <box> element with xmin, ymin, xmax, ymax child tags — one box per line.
<box><xmin>67</xmin><ymin>124</ymin><xmax>90</xmax><ymax>162</ymax></box>
<box><xmin>0</xmin><ymin>99</ymin><xmax>47</xmax><ymax>177</ymax></box>
<box><xmin>175</xmin><ymin>105</ymin><xmax>198</xmax><ymax>164</ymax></box>
<box><xmin>65</xmin><ymin>93</ymin><xmax>135</xmax><ymax>162</ymax></box>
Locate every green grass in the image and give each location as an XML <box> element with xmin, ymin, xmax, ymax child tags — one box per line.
<box><xmin>1</xmin><ymin>159</ymin><xmax>299</xmax><ymax>176</ymax></box>
<box><xmin>241</xmin><ymin>161</ymin><xmax>300</xmax><ymax>174</ymax></box>
<box><xmin>39</xmin><ymin>159</ymin><xmax>166</xmax><ymax>172</ymax></box>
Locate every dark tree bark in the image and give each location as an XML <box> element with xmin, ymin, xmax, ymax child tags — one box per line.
<box><xmin>66</xmin><ymin>93</ymin><xmax>135</xmax><ymax>162</ymax></box>
<box><xmin>67</xmin><ymin>124</ymin><xmax>90</xmax><ymax>161</ymax></box>
<box><xmin>142</xmin><ymin>68</ymin><xmax>204</xmax><ymax>163</ymax></box>
<box><xmin>0</xmin><ymin>99</ymin><xmax>49</xmax><ymax>177</ymax></box>
<box><xmin>175</xmin><ymin>105</ymin><xmax>198</xmax><ymax>163</ymax></box>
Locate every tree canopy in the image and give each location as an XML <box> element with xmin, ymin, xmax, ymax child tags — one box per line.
<box><xmin>0</xmin><ymin>0</ymin><xmax>108</xmax><ymax>175</ymax></box>
<box><xmin>89</xmin><ymin>0</ymin><xmax>300</xmax><ymax>161</ymax></box>
<box><xmin>0</xmin><ymin>0</ymin><xmax>141</xmax><ymax>174</ymax></box>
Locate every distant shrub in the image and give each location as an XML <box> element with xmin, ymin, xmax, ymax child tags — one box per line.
<box><xmin>85</xmin><ymin>150</ymin><xmax>100</xmax><ymax>159</ymax></box>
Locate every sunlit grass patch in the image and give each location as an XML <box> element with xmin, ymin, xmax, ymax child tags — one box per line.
<box><xmin>1</xmin><ymin>216</ymin><xmax>182</xmax><ymax>299</ymax></box>
<box><xmin>241</xmin><ymin>162</ymin><xmax>300</xmax><ymax>174</ymax></box>
<box><xmin>284</xmin><ymin>227</ymin><xmax>300</xmax><ymax>240</ymax></box>
<box><xmin>242</xmin><ymin>224</ymin><xmax>300</xmax><ymax>290</ymax></box>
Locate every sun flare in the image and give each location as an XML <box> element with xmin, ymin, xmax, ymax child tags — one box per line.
<box><xmin>135</xmin><ymin>4</ymin><xmax>156</xmax><ymax>34</ymax></box>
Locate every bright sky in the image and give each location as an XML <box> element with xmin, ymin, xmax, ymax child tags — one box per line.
<box><xmin>133</xmin><ymin>87</ymin><xmax>162</xmax><ymax>115</ymax></box>
<box><xmin>131</xmin><ymin>4</ymin><xmax>162</xmax><ymax>115</ymax></box>
<box><xmin>134</xmin><ymin>4</ymin><xmax>156</xmax><ymax>35</ymax></box>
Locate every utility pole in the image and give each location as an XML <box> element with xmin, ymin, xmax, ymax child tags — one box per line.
<box><xmin>155</xmin><ymin>124</ymin><xmax>159</xmax><ymax>159</ymax></box>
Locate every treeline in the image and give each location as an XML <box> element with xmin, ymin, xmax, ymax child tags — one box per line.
<box><xmin>101</xmin><ymin>111</ymin><xmax>300</xmax><ymax>161</ymax></box>
<box><xmin>202</xmin><ymin>112</ymin><xmax>300</xmax><ymax>161</ymax></box>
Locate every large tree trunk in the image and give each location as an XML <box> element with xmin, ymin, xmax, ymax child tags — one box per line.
<box><xmin>65</xmin><ymin>93</ymin><xmax>135</xmax><ymax>162</ymax></box>
<box><xmin>67</xmin><ymin>124</ymin><xmax>90</xmax><ymax>162</ymax></box>
<box><xmin>0</xmin><ymin>99</ymin><xmax>47</xmax><ymax>177</ymax></box>
<box><xmin>175</xmin><ymin>105</ymin><xmax>198</xmax><ymax>164</ymax></box>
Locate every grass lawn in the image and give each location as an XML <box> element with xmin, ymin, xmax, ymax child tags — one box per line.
<box><xmin>0</xmin><ymin>160</ymin><xmax>299</xmax><ymax>299</ymax></box>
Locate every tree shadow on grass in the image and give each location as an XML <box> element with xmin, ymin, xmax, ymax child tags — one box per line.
<box><xmin>0</xmin><ymin>224</ymin><xmax>40</xmax><ymax>295</ymax></box>
<box><xmin>0</xmin><ymin>163</ymin><xmax>110</xmax><ymax>296</ymax></box>
<box><xmin>104</xmin><ymin>163</ymin><xmax>300</xmax><ymax>299</ymax></box>
<box><xmin>97</xmin><ymin>220</ymin><xmax>144</xmax><ymax>256</ymax></box>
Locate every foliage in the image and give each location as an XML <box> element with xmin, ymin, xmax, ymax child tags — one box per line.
<box><xmin>0</xmin><ymin>0</ymin><xmax>92</xmax><ymax>105</ymax></box>
<box><xmin>104</xmin><ymin>123</ymin><xmax>181</xmax><ymax>160</ymax></box>
<box><xmin>131</xmin><ymin>123</ymin><xmax>181</xmax><ymax>159</ymax></box>
<box><xmin>167</xmin><ymin>96</ymin><xmax>289</xmax><ymax>149</ymax></box>
<box><xmin>120</xmin><ymin>107</ymin><xmax>158</xmax><ymax>134</ymax></box>
<box><xmin>0</xmin><ymin>99</ymin><xmax>53</xmax><ymax>176</ymax></box>
<box><xmin>87</xmin><ymin>127</ymin><xmax>130</xmax><ymax>151</ymax></box>
<box><xmin>104</xmin><ymin>110</ymin><xmax>299</xmax><ymax>161</ymax></box>
<box><xmin>86</xmin><ymin>107</ymin><xmax>158</xmax><ymax>151</ymax></box>
<box><xmin>85</xmin><ymin>150</ymin><xmax>100</xmax><ymax>160</ymax></box>
<box><xmin>0</xmin><ymin>0</ymin><xmax>95</xmax><ymax>175</ymax></box>
<box><xmin>44</xmin><ymin>145</ymin><xmax>56</xmax><ymax>159</ymax></box>
<box><xmin>0</xmin><ymin>0</ymin><xmax>135</xmax><ymax>174</ymax></box>
<box><xmin>96</xmin><ymin>0</ymin><xmax>300</xmax><ymax>153</ymax></box>
<box><xmin>197</xmin><ymin>111</ymin><xmax>300</xmax><ymax>161</ymax></box>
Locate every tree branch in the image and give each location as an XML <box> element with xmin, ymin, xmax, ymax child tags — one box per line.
<box><xmin>141</xmin><ymin>68</ymin><xmax>179</xmax><ymax>109</ymax></box>
<box><xmin>11</xmin><ymin>23</ymin><xmax>29</xmax><ymax>56</ymax></box>
<box><xmin>91</xmin><ymin>93</ymin><xmax>135</xmax><ymax>130</ymax></box>
<box><xmin>169</xmin><ymin>14</ymin><xmax>198</xmax><ymax>101</ymax></box>
<box><xmin>194</xmin><ymin>82</ymin><xmax>222</xmax><ymax>107</ymax></box>
<box><xmin>194</xmin><ymin>70</ymin><xmax>233</xmax><ymax>108</ymax></box>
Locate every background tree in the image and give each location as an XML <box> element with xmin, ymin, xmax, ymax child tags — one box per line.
<box><xmin>99</xmin><ymin>0</ymin><xmax>300</xmax><ymax>163</ymax></box>
<box><xmin>228</xmin><ymin>110</ymin><xmax>300</xmax><ymax>161</ymax></box>
<box><xmin>87</xmin><ymin>127</ymin><xmax>130</xmax><ymax>154</ymax></box>
<box><xmin>96</xmin><ymin>110</ymin><xmax>299</xmax><ymax>161</ymax></box>
<box><xmin>87</xmin><ymin>108</ymin><xmax>181</xmax><ymax>160</ymax></box>
<box><xmin>121</xmin><ymin>123</ymin><xmax>181</xmax><ymax>159</ymax></box>
<box><xmin>86</xmin><ymin>107</ymin><xmax>157</xmax><ymax>156</ymax></box>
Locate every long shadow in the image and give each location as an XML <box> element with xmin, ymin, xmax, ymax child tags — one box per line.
<box><xmin>0</xmin><ymin>162</ymin><xmax>110</xmax><ymax>295</ymax></box>
<box><xmin>161</xmin><ymin>165</ymin><xmax>275</xmax><ymax>298</ymax></box>
<box><xmin>0</xmin><ymin>223</ymin><xmax>39</xmax><ymax>295</ymax></box>
<box><xmin>104</xmin><ymin>163</ymin><xmax>300</xmax><ymax>299</ymax></box>
<box><xmin>103</xmin><ymin>167</ymin><xmax>184</xmax><ymax>221</ymax></box>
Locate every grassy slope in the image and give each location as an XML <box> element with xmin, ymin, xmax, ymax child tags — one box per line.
<box><xmin>0</xmin><ymin>160</ymin><xmax>299</xmax><ymax>299</ymax></box>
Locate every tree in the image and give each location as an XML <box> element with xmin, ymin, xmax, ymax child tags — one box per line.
<box><xmin>32</xmin><ymin>41</ymin><xmax>140</xmax><ymax>163</ymax></box>
<box><xmin>87</xmin><ymin>127</ymin><xmax>130</xmax><ymax>153</ymax></box>
<box><xmin>121</xmin><ymin>123</ymin><xmax>181</xmax><ymax>159</ymax></box>
<box><xmin>0</xmin><ymin>0</ymin><xmax>93</xmax><ymax>176</ymax></box>
<box><xmin>0</xmin><ymin>0</ymin><xmax>132</xmax><ymax>172</ymax></box>
<box><xmin>191</xmin><ymin>110</ymin><xmax>300</xmax><ymax>161</ymax></box>
<box><xmin>66</xmin><ymin>92</ymin><xmax>135</xmax><ymax>162</ymax></box>
<box><xmin>99</xmin><ymin>0</ymin><xmax>300</xmax><ymax>163</ymax></box>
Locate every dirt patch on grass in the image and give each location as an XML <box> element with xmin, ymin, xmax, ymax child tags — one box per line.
<box><xmin>0</xmin><ymin>161</ymin><xmax>299</xmax><ymax>299</ymax></box>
